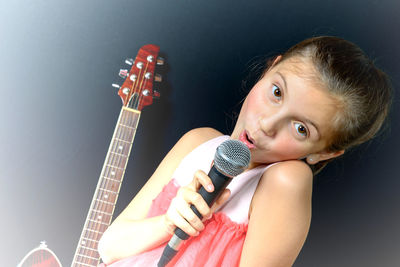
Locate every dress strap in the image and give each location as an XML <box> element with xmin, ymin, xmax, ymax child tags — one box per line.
<box><xmin>172</xmin><ymin>135</ymin><xmax>230</xmax><ymax>186</ymax></box>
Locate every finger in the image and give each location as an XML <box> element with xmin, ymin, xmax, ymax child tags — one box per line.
<box><xmin>180</xmin><ymin>187</ymin><xmax>211</xmax><ymax>220</ymax></box>
<box><xmin>210</xmin><ymin>188</ymin><xmax>231</xmax><ymax>214</ymax></box>
<box><xmin>166</xmin><ymin>198</ymin><xmax>200</xmax><ymax>236</ymax></box>
<box><xmin>191</xmin><ymin>170</ymin><xmax>214</xmax><ymax>192</ymax></box>
<box><xmin>171</xmin><ymin>208</ymin><xmax>200</xmax><ymax>236</ymax></box>
<box><xmin>176</xmin><ymin>200</ymin><xmax>205</xmax><ymax>232</ymax></box>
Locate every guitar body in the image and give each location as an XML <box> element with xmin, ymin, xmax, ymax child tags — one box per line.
<box><xmin>18</xmin><ymin>44</ymin><xmax>163</xmax><ymax>267</ymax></box>
<box><xmin>18</xmin><ymin>242</ymin><xmax>62</xmax><ymax>267</ymax></box>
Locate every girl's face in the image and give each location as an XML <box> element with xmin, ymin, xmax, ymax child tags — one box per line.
<box><xmin>232</xmin><ymin>56</ymin><xmax>341</xmax><ymax>168</ymax></box>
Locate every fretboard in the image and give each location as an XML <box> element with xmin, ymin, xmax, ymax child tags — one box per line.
<box><xmin>71</xmin><ymin>106</ymin><xmax>140</xmax><ymax>267</ymax></box>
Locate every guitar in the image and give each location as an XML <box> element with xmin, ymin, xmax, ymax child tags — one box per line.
<box><xmin>18</xmin><ymin>44</ymin><xmax>164</xmax><ymax>267</ymax></box>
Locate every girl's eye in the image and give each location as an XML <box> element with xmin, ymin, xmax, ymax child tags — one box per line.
<box><xmin>272</xmin><ymin>84</ymin><xmax>282</xmax><ymax>100</ymax></box>
<box><xmin>294</xmin><ymin>122</ymin><xmax>308</xmax><ymax>137</ymax></box>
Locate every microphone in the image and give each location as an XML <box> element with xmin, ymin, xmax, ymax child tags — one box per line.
<box><xmin>157</xmin><ymin>139</ymin><xmax>251</xmax><ymax>267</ymax></box>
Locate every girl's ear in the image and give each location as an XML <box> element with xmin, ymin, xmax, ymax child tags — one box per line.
<box><xmin>306</xmin><ymin>150</ymin><xmax>345</xmax><ymax>165</ymax></box>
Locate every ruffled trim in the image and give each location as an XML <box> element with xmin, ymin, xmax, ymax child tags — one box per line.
<box><xmin>146</xmin><ymin>179</ymin><xmax>179</xmax><ymax>218</ymax></box>
<box><xmin>109</xmin><ymin>179</ymin><xmax>248</xmax><ymax>267</ymax></box>
<box><xmin>166</xmin><ymin>211</ymin><xmax>247</xmax><ymax>267</ymax></box>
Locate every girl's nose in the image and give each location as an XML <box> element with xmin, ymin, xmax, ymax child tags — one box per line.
<box><xmin>259</xmin><ymin>116</ymin><xmax>278</xmax><ymax>137</ymax></box>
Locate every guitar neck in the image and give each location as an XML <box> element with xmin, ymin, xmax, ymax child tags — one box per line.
<box><xmin>71</xmin><ymin>106</ymin><xmax>141</xmax><ymax>267</ymax></box>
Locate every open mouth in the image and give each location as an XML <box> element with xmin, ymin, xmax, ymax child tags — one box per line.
<box><xmin>239</xmin><ymin>130</ymin><xmax>256</xmax><ymax>149</ymax></box>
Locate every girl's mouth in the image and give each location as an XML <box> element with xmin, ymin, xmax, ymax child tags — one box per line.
<box><xmin>239</xmin><ymin>130</ymin><xmax>256</xmax><ymax>149</ymax></box>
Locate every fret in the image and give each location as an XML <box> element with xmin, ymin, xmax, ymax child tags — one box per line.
<box><xmin>98</xmin><ymin>188</ymin><xmax>118</xmax><ymax>194</ymax></box>
<box><xmin>109</xmin><ymin>151</ymin><xmax>128</xmax><ymax>157</ymax></box>
<box><xmin>81</xmin><ymin>232</ymin><xmax>102</xmax><ymax>247</ymax></box>
<box><xmin>102</xmin><ymin>176</ymin><xmax>122</xmax><ymax>183</ymax></box>
<box><xmin>115</xmin><ymin>126</ymin><xmax>135</xmax><ymax>142</ymax></box>
<box><xmin>92</xmin><ymin>201</ymin><xmax>115</xmax><ymax>215</ymax></box>
<box><xmin>105</xmin><ymin>164</ymin><xmax>124</xmax><ymax>171</ymax></box>
<box><xmin>78</xmin><ymin>245</ymin><xmax>98</xmax><ymax>252</ymax></box>
<box><xmin>111</xmin><ymin>139</ymin><xmax>130</xmax><ymax>151</ymax></box>
<box><xmin>118</xmin><ymin>123</ymin><xmax>137</xmax><ymax>130</ymax></box>
<box><xmin>73</xmin><ymin>261</ymin><xmax>94</xmax><ymax>267</ymax></box>
<box><xmin>88</xmin><ymin>219</ymin><xmax>109</xmax><ymax>226</ymax></box>
<box><xmin>85</xmin><ymin>222</ymin><xmax>109</xmax><ymax>233</ymax></box>
<box><xmin>98</xmin><ymin>178</ymin><xmax>121</xmax><ymax>193</ymax></box>
<box><xmin>76</xmin><ymin>255</ymin><xmax>99</xmax><ymax>262</ymax></box>
<box><xmin>95</xmin><ymin>198</ymin><xmax>115</xmax><ymax>205</ymax></box>
<box><xmin>74</xmin><ymin>257</ymin><xmax>99</xmax><ymax>267</ymax></box>
<box><xmin>83</xmin><ymin>228</ymin><xmax>104</xmax><ymax>235</ymax></box>
<box><xmin>88</xmin><ymin>210</ymin><xmax>112</xmax><ymax>222</ymax></box>
<box><xmin>106</xmin><ymin>155</ymin><xmax>128</xmax><ymax>168</ymax></box>
<box><xmin>78</xmin><ymin>239</ymin><xmax>100</xmax><ymax>252</ymax></box>
<box><xmin>96</xmin><ymin>189</ymin><xmax>118</xmax><ymax>200</ymax></box>
<box><xmin>90</xmin><ymin>209</ymin><xmax>113</xmax><ymax>216</ymax></box>
<box><xmin>102</xmin><ymin>167</ymin><xmax>124</xmax><ymax>180</ymax></box>
<box><xmin>95</xmin><ymin>192</ymin><xmax>118</xmax><ymax>205</ymax></box>
<box><xmin>113</xmin><ymin>137</ymin><xmax>131</xmax><ymax>144</ymax></box>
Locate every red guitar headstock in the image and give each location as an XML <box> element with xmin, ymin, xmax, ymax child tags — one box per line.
<box><xmin>114</xmin><ymin>44</ymin><xmax>163</xmax><ymax>110</ymax></box>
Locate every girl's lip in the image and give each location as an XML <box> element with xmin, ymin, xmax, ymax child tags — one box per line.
<box><xmin>239</xmin><ymin>130</ymin><xmax>256</xmax><ymax>149</ymax></box>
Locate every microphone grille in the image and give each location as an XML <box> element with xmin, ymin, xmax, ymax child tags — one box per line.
<box><xmin>214</xmin><ymin>139</ymin><xmax>251</xmax><ymax>177</ymax></box>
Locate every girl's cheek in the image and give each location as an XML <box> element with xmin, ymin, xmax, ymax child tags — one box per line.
<box><xmin>273</xmin><ymin>137</ymin><xmax>304</xmax><ymax>159</ymax></box>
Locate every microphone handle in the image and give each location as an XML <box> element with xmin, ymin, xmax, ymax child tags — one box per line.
<box><xmin>174</xmin><ymin>165</ymin><xmax>231</xmax><ymax>241</ymax></box>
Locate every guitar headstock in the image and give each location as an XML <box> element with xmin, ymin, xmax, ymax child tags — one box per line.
<box><xmin>113</xmin><ymin>44</ymin><xmax>163</xmax><ymax>111</ymax></box>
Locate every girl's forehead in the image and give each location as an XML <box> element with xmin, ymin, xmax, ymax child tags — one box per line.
<box><xmin>274</xmin><ymin>56</ymin><xmax>318</xmax><ymax>79</ymax></box>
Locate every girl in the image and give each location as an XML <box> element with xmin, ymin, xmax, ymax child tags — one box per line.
<box><xmin>97</xmin><ymin>36</ymin><xmax>392</xmax><ymax>267</ymax></box>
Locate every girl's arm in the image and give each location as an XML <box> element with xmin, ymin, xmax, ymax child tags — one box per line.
<box><xmin>98</xmin><ymin>127</ymin><xmax>223</xmax><ymax>264</ymax></box>
<box><xmin>240</xmin><ymin>160</ymin><xmax>313</xmax><ymax>267</ymax></box>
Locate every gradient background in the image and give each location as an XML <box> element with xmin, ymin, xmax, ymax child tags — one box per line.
<box><xmin>1</xmin><ymin>0</ymin><xmax>399</xmax><ymax>266</ymax></box>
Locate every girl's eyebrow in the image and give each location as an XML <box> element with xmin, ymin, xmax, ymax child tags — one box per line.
<box><xmin>301</xmin><ymin>117</ymin><xmax>321</xmax><ymax>140</ymax></box>
<box><xmin>275</xmin><ymin>71</ymin><xmax>321</xmax><ymax>140</ymax></box>
<box><xmin>276</xmin><ymin>71</ymin><xmax>287</xmax><ymax>92</ymax></box>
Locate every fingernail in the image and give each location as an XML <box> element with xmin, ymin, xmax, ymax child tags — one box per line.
<box><xmin>207</xmin><ymin>184</ymin><xmax>214</xmax><ymax>191</ymax></box>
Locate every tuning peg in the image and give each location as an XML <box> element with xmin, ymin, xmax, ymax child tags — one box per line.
<box><xmin>125</xmin><ymin>58</ymin><xmax>134</xmax><ymax>65</ymax></box>
<box><xmin>153</xmin><ymin>90</ymin><xmax>161</xmax><ymax>99</ymax></box>
<box><xmin>119</xmin><ymin>69</ymin><xmax>129</xmax><ymax>78</ymax></box>
<box><xmin>147</xmin><ymin>55</ymin><xmax>154</xmax><ymax>62</ymax></box>
<box><xmin>156</xmin><ymin>57</ymin><xmax>165</xmax><ymax>66</ymax></box>
<box><xmin>112</xmin><ymin>83</ymin><xmax>120</xmax><ymax>89</ymax></box>
<box><xmin>154</xmin><ymin>74</ymin><xmax>162</xmax><ymax>82</ymax></box>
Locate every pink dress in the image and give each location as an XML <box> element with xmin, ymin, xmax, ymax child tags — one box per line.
<box><xmin>107</xmin><ymin>136</ymin><xmax>274</xmax><ymax>267</ymax></box>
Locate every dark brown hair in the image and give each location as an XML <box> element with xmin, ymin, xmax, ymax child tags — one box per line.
<box><xmin>268</xmin><ymin>36</ymin><xmax>393</xmax><ymax>174</ymax></box>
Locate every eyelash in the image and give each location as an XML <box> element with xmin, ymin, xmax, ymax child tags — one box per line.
<box><xmin>294</xmin><ymin>122</ymin><xmax>308</xmax><ymax>137</ymax></box>
<box><xmin>271</xmin><ymin>84</ymin><xmax>282</xmax><ymax>101</ymax></box>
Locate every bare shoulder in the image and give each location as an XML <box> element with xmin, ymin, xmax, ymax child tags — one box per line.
<box><xmin>262</xmin><ymin>160</ymin><xmax>313</xmax><ymax>191</ymax></box>
<box><xmin>118</xmin><ymin>127</ymin><xmax>223</xmax><ymax>220</ymax></box>
<box><xmin>156</xmin><ymin>127</ymin><xmax>223</xmax><ymax>166</ymax></box>
<box><xmin>179</xmin><ymin>127</ymin><xmax>224</xmax><ymax>147</ymax></box>
<box><xmin>243</xmin><ymin>160</ymin><xmax>313</xmax><ymax>266</ymax></box>
<box><xmin>250</xmin><ymin>160</ymin><xmax>313</xmax><ymax>214</ymax></box>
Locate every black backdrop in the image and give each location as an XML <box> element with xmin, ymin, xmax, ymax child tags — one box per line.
<box><xmin>1</xmin><ymin>1</ymin><xmax>399</xmax><ymax>266</ymax></box>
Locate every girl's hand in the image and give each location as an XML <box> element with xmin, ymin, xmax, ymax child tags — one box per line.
<box><xmin>164</xmin><ymin>170</ymin><xmax>231</xmax><ymax>237</ymax></box>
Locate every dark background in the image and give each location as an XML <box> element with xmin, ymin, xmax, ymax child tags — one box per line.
<box><xmin>1</xmin><ymin>1</ymin><xmax>399</xmax><ymax>266</ymax></box>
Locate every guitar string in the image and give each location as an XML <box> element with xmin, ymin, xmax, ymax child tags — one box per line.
<box><xmin>81</xmin><ymin>56</ymin><xmax>147</xmax><ymax>263</ymax></box>
<box><xmin>78</xmin><ymin>84</ymin><xmax>128</xmax><ymax>265</ymax></box>
<box><xmin>136</xmin><ymin>60</ymin><xmax>150</xmax><ymax>110</ymax></box>
<box><xmin>81</xmin><ymin>110</ymin><xmax>128</xmax><ymax>264</ymax></box>
<box><xmin>86</xmin><ymin>58</ymin><xmax>142</xmax><ymax>261</ymax></box>
<box><xmin>91</xmin><ymin>57</ymin><xmax>149</xmax><ymax>257</ymax></box>
<box><xmin>131</xmin><ymin>57</ymin><xmax>145</xmax><ymax>110</ymax></box>
<box><xmin>79</xmin><ymin>52</ymin><xmax>152</xmax><ymax>264</ymax></box>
